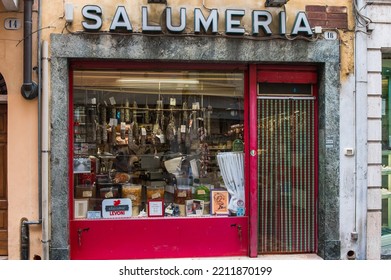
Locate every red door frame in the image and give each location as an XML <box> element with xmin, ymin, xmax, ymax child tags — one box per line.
<box><xmin>68</xmin><ymin>61</ymin><xmax>251</xmax><ymax>259</ymax></box>
<box><xmin>248</xmin><ymin>65</ymin><xmax>258</xmax><ymax>257</ymax></box>
<box><xmin>249</xmin><ymin>65</ymin><xmax>319</xmax><ymax>255</ymax></box>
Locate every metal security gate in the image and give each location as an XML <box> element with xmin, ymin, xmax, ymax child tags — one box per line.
<box><xmin>257</xmin><ymin>98</ymin><xmax>317</xmax><ymax>253</ymax></box>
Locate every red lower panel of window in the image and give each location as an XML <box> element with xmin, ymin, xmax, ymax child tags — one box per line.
<box><xmin>70</xmin><ymin>217</ymin><xmax>249</xmax><ymax>260</ymax></box>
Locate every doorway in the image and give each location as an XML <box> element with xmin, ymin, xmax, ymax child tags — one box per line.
<box><xmin>250</xmin><ymin>66</ymin><xmax>318</xmax><ymax>254</ymax></box>
<box><xmin>0</xmin><ymin>104</ymin><xmax>7</xmax><ymax>256</ymax></box>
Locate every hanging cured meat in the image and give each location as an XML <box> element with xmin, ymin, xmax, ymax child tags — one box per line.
<box><xmin>199</xmin><ymin>142</ymin><xmax>210</xmax><ymax>178</ymax></box>
<box><xmin>102</xmin><ymin>122</ymin><xmax>108</xmax><ymax>144</ymax></box>
<box><xmin>166</xmin><ymin>111</ymin><xmax>176</xmax><ymax>142</ymax></box>
<box><xmin>145</xmin><ymin>98</ymin><xmax>150</xmax><ymax>124</ymax></box>
<box><xmin>132</xmin><ymin>101</ymin><xmax>139</xmax><ymax>142</ymax></box>
<box><xmin>124</xmin><ymin>99</ymin><xmax>131</xmax><ymax>123</ymax></box>
<box><xmin>153</xmin><ymin>99</ymin><xmax>165</xmax><ymax>144</ymax></box>
<box><xmin>127</xmin><ymin>122</ymin><xmax>139</xmax><ymax>154</ymax></box>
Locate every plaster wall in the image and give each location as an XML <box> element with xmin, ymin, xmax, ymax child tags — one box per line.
<box><xmin>364</xmin><ymin>1</ymin><xmax>391</xmax><ymax>259</ymax></box>
<box><xmin>0</xmin><ymin>1</ymin><xmax>41</xmax><ymax>259</ymax></box>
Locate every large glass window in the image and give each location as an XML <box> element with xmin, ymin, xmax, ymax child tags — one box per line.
<box><xmin>72</xmin><ymin>68</ymin><xmax>245</xmax><ymax>220</ymax></box>
<box><xmin>382</xmin><ymin>59</ymin><xmax>391</xmax><ymax>255</ymax></box>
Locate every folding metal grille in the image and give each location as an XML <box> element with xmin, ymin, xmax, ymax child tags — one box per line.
<box><xmin>258</xmin><ymin>98</ymin><xmax>316</xmax><ymax>253</ymax></box>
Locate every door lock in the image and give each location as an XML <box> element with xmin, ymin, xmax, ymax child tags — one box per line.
<box><xmin>231</xmin><ymin>224</ymin><xmax>243</xmax><ymax>241</ymax></box>
<box><xmin>77</xmin><ymin>227</ymin><xmax>90</xmax><ymax>247</ymax></box>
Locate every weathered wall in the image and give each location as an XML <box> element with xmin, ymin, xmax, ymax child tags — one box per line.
<box><xmin>365</xmin><ymin>2</ymin><xmax>391</xmax><ymax>259</ymax></box>
<box><xmin>0</xmin><ymin>1</ymin><xmax>41</xmax><ymax>260</ymax></box>
<box><xmin>40</xmin><ymin>0</ymin><xmax>355</xmax><ymax>79</ymax></box>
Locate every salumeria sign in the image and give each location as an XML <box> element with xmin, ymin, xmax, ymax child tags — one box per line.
<box><xmin>81</xmin><ymin>5</ymin><xmax>314</xmax><ymax>36</ymax></box>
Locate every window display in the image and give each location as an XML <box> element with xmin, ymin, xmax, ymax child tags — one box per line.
<box><xmin>72</xmin><ymin>68</ymin><xmax>245</xmax><ymax>219</ymax></box>
<box><xmin>382</xmin><ymin>61</ymin><xmax>391</xmax><ymax>254</ymax></box>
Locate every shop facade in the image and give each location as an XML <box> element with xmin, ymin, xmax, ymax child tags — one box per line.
<box><xmin>48</xmin><ymin>1</ymin><xmax>343</xmax><ymax>259</ymax></box>
<box><xmin>5</xmin><ymin>0</ymin><xmax>383</xmax><ymax>260</ymax></box>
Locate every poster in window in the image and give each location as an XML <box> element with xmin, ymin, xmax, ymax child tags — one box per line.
<box><xmin>73</xmin><ymin>157</ymin><xmax>91</xmax><ymax>174</ymax></box>
<box><xmin>210</xmin><ymin>190</ymin><xmax>230</xmax><ymax>215</ymax></box>
<box><xmin>148</xmin><ymin>200</ymin><xmax>164</xmax><ymax>217</ymax></box>
<box><xmin>185</xmin><ymin>199</ymin><xmax>204</xmax><ymax>216</ymax></box>
<box><xmin>74</xmin><ymin>199</ymin><xmax>89</xmax><ymax>219</ymax></box>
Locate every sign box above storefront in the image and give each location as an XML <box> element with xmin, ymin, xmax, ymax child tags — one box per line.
<box><xmin>81</xmin><ymin>5</ymin><xmax>313</xmax><ymax>36</ymax></box>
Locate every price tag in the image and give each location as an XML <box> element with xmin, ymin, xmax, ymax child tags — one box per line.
<box><xmin>141</xmin><ymin>127</ymin><xmax>147</xmax><ymax>136</ymax></box>
<box><xmin>109</xmin><ymin>97</ymin><xmax>116</xmax><ymax>105</ymax></box>
<box><xmin>109</xmin><ymin>118</ymin><xmax>118</xmax><ymax>126</ymax></box>
<box><xmin>170</xmin><ymin>98</ymin><xmax>176</xmax><ymax>106</ymax></box>
<box><xmin>180</xmin><ymin>125</ymin><xmax>186</xmax><ymax>133</ymax></box>
<box><xmin>87</xmin><ymin>211</ymin><xmax>102</xmax><ymax>219</ymax></box>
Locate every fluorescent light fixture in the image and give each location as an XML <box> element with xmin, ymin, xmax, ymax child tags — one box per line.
<box><xmin>117</xmin><ymin>78</ymin><xmax>200</xmax><ymax>84</ymax></box>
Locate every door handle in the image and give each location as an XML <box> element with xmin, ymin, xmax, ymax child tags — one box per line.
<box><xmin>77</xmin><ymin>227</ymin><xmax>90</xmax><ymax>247</ymax></box>
<box><xmin>250</xmin><ymin>150</ymin><xmax>256</xmax><ymax>157</ymax></box>
<box><xmin>231</xmin><ymin>224</ymin><xmax>243</xmax><ymax>241</ymax></box>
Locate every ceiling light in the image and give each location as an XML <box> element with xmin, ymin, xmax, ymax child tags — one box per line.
<box><xmin>117</xmin><ymin>78</ymin><xmax>199</xmax><ymax>84</ymax></box>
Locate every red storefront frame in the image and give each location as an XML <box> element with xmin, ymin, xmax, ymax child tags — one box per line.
<box><xmin>68</xmin><ymin>62</ymin><xmax>319</xmax><ymax>259</ymax></box>
<box><xmin>68</xmin><ymin>61</ymin><xmax>251</xmax><ymax>260</ymax></box>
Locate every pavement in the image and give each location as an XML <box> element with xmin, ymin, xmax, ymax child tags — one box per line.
<box><xmin>0</xmin><ymin>254</ymin><xmax>323</xmax><ymax>260</ymax></box>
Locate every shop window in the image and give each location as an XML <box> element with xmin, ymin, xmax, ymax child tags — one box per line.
<box><xmin>382</xmin><ymin>60</ymin><xmax>391</xmax><ymax>255</ymax></box>
<box><xmin>71</xmin><ymin>68</ymin><xmax>245</xmax><ymax>220</ymax></box>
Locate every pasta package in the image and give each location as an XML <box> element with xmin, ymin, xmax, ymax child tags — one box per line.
<box><xmin>147</xmin><ymin>186</ymin><xmax>165</xmax><ymax>200</ymax></box>
<box><xmin>122</xmin><ymin>184</ymin><xmax>142</xmax><ymax>206</ymax></box>
<box><xmin>174</xmin><ymin>186</ymin><xmax>192</xmax><ymax>204</ymax></box>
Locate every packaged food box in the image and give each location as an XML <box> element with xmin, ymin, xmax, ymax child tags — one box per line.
<box><xmin>122</xmin><ymin>184</ymin><xmax>142</xmax><ymax>206</ymax></box>
<box><xmin>75</xmin><ymin>184</ymin><xmax>96</xmax><ymax>199</ymax></box>
<box><xmin>99</xmin><ymin>186</ymin><xmax>120</xmax><ymax>199</ymax></box>
<box><xmin>174</xmin><ymin>185</ymin><xmax>192</xmax><ymax>204</ymax></box>
<box><xmin>146</xmin><ymin>186</ymin><xmax>164</xmax><ymax>200</ymax></box>
<box><xmin>193</xmin><ymin>185</ymin><xmax>211</xmax><ymax>202</ymax></box>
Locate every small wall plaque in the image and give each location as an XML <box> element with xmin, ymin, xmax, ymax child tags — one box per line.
<box><xmin>4</xmin><ymin>18</ymin><xmax>21</xmax><ymax>30</ymax></box>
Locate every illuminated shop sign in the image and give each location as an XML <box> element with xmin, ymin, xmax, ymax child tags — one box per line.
<box><xmin>81</xmin><ymin>5</ymin><xmax>313</xmax><ymax>36</ymax></box>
